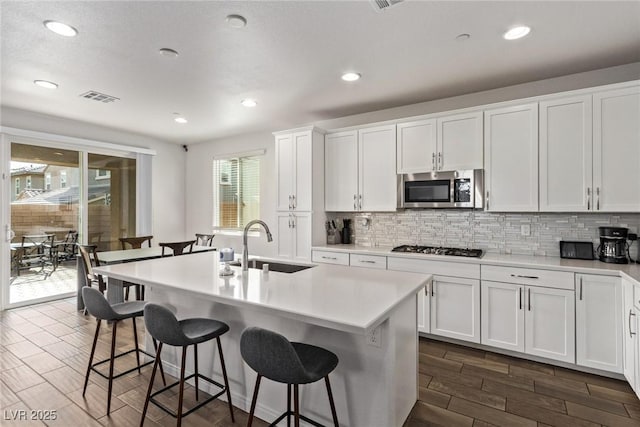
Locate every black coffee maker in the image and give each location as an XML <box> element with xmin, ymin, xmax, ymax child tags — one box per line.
<box><xmin>597</xmin><ymin>227</ymin><xmax>630</xmax><ymax>264</ymax></box>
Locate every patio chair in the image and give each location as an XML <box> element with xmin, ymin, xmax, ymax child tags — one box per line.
<box><xmin>15</xmin><ymin>234</ymin><xmax>56</xmax><ymax>277</ymax></box>
<box><xmin>55</xmin><ymin>230</ymin><xmax>78</xmax><ymax>264</ymax></box>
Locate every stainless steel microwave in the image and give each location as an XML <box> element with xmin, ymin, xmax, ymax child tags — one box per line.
<box><xmin>398</xmin><ymin>169</ymin><xmax>484</xmax><ymax>209</ymax></box>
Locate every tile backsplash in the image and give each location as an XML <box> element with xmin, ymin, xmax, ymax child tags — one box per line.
<box><xmin>329</xmin><ymin>211</ymin><xmax>640</xmax><ymax>259</ymax></box>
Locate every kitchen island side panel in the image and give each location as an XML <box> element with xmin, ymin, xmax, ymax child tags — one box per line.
<box><xmin>144</xmin><ymin>286</ymin><xmax>418</xmax><ymax>427</ymax></box>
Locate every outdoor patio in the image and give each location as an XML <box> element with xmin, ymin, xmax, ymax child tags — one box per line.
<box><xmin>9</xmin><ymin>260</ymin><xmax>77</xmax><ymax>304</ymax></box>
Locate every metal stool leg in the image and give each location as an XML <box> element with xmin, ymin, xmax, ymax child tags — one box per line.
<box><xmin>152</xmin><ymin>338</ymin><xmax>166</xmax><ymax>386</ymax></box>
<box><xmin>194</xmin><ymin>344</ymin><xmax>199</xmax><ymax>401</ymax></box>
<box><xmin>325</xmin><ymin>376</ymin><xmax>339</xmax><ymax>427</ymax></box>
<box><xmin>132</xmin><ymin>318</ymin><xmax>141</xmax><ymax>374</ymax></box>
<box><xmin>176</xmin><ymin>346</ymin><xmax>188</xmax><ymax>427</ymax></box>
<box><xmin>83</xmin><ymin>319</ymin><xmax>101</xmax><ymax>396</ymax></box>
<box><xmin>107</xmin><ymin>321</ymin><xmax>118</xmax><ymax>415</ymax></box>
<box><xmin>287</xmin><ymin>384</ymin><xmax>292</xmax><ymax>427</ymax></box>
<box><xmin>140</xmin><ymin>342</ymin><xmax>163</xmax><ymax>427</ymax></box>
<box><xmin>294</xmin><ymin>384</ymin><xmax>300</xmax><ymax>427</ymax></box>
<box><xmin>216</xmin><ymin>337</ymin><xmax>235</xmax><ymax>422</ymax></box>
<box><xmin>247</xmin><ymin>374</ymin><xmax>261</xmax><ymax>427</ymax></box>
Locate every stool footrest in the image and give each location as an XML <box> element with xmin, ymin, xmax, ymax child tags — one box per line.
<box><xmin>149</xmin><ymin>372</ymin><xmax>227</xmax><ymax>418</ymax></box>
<box><xmin>90</xmin><ymin>348</ymin><xmax>155</xmax><ymax>380</ymax></box>
<box><xmin>270</xmin><ymin>410</ymin><xmax>325</xmax><ymax>427</ymax></box>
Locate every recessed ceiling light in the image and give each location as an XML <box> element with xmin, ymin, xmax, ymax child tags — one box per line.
<box><xmin>158</xmin><ymin>48</ymin><xmax>179</xmax><ymax>58</ymax></box>
<box><xmin>174</xmin><ymin>117</ymin><xmax>188</xmax><ymax>124</ymax></box>
<box><xmin>241</xmin><ymin>99</ymin><xmax>257</xmax><ymax>107</ymax></box>
<box><xmin>503</xmin><ymin>26</ymin><xmax>531</xmax><ymax>40</ymax></box>
<box><xmin>34</xmin><ymin>80</ymin><xmax>58</xmax><ymax>89</ymax></box>
<box><xmin>456</xmin><ymin>33</ymin><xmax>471</xmax><ymax>42</ymax></box>
<box><xmin>226</xmin><ymin>14</ymin><xmax>247</xmax><ymax>28</ymax></box>
<box><xmin>43</xmin><ymin>20</ymin><xmax>78</xmax><ymax>37</ymax></box>
<box><xmin>341</xmin><ymin>72</ymin><xmax>361</xmax><ymax>82</ymax></box>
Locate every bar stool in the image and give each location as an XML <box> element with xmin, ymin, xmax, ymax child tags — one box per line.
<box><xmin>240</xmin><ymin>327</ymin><xmax>339</xmax><ymax>427</ymax></box>
<box><xmin>81</xmin><ymin>287</ymin><xmax>165</xmax><ymax>415</ymax></box>
<box><xmin>140</xmin><ymin>304</ymin><xmax>234</xmax><ymax>427</ymax></box>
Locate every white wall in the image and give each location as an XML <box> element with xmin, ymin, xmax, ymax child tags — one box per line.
<box><xmin>185</xmin><ymin>62</ymin><xmax>640</xmax><ymax>256</ymax></box>
<box><xmin>1</xmin><ymin>107</ymin><xmax>187</xmax><ymax>242</ymax></box>
<box><xmin>185</xmin><ymin>131</ymin><xmax>277</xmax><ymax>256</ymax></box>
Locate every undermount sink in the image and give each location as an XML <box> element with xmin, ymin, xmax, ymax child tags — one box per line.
<box><xmin>228</xmin><ymin>259</ymin><xmax>314</xmax><ymax>274</ymax></box>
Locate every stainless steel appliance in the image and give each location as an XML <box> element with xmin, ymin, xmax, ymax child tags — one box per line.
<box><xmin>398</xmin><ymin>169</ymin><xmax>483</xmax><ymax>209</ymax></box>
<box><xmin>597</xmin><ymin>226</ymin><xmax>630</xmax><ymax>264</ymax></box>
<box><xmin>391</xmin><ymin>245</ymin><xmax>483</xmax><ymax>258</ymax></box>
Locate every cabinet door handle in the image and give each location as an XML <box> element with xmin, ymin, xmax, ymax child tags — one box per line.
<box><xmin>291</xmin><ymin>215</ymin><xmax>295</xmax><ymax>228</ymax></box>
<box><xmin>438</xmin><ymin>152</ymin><xmax>442</xmax><ymax>170</ymax></box>
<box><xmin>587</xmin><ymin>188</ymin><xmax>591</xmax><ymax>210</ymax></box>
<box><xmin>519</xmin><ymin>287</ymin><xmax>522</xmax><ymax>310</ymax></box>
<box><xmin>630</xmin><ymin>310</ymin><xmax>636</xmax><ymax>337</ymax></box>
<box><xmin>425</xmin><ymin>284</ymin><xmax>429</xmax><ymax>296</ymax></box>
<box><xmin>354</xmin><ymin>194</ymin><xmax>357</xmax><ymax>210</ymax></box>
<box><xmin>322</xmin><ymin>256</ymin><xmax>337</xmax><ymax>260</ymax></box>
<box><xmin>431</xmin><ymin>282</ymin><xmax>435</xmax><ymax>297</ymax></box>
<box><xmin>432</xmin><ymin>153</ymin><xmax>436</xmax><ymax>171</ymax></box>
<box><xmin>359</xmin><ymin>194</ymin><xmax>362</xmax><ymax>210</ymax></box>
<box><xmin>486</xmin><ymin>191</ymin><xmax>490</xmax><ymax>210</ymax></box>
<box><xmin>288</xmin><ymin>195</ymin><xmax>292</xmax><ymax>210</ymax></box>
<box><xmin>579</xmin><ymin>277</ymin><xmax>583</xmax><ymax>300</ymax></box>
<box><xmin>528</xmin><ymin>288</ymin><xmax>531</xmax><ymax>311</ymax></box>
<box><xmin>596</xmin><ymin>187</ymin><xmax>600</xmax><ymax>210</ymax></box>
<box><xmin>292</xmin><ymin>195</ymin><xmax>296</xmax><ymax>209</ymax></box>
<box><xmin>510</xmin><ymin>274</ymin><xmax>539</xmax><ymax>279</ymax></box>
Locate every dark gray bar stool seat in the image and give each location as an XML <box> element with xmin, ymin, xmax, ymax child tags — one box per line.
<box><xmin>81</xmin><ymin>287</ymin><xmax>165</xmax><ymax>415</ymax></box>
<box><xmin>240</xmin><ymin>326</ymin><xmax>339</xmax><ymax>427</ymax></box>
<box><xmin>140</xmin><ymin>304</ymin><xmax>234</xmax><ymax>427</ymax></box>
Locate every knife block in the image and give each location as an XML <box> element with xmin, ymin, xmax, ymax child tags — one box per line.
<box><xmin>327</xmin><ymin>229</ymin><xmax>341</xmax><ymax>245</ymax></box>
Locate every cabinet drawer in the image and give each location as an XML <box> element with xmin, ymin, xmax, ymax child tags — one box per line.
<box><xmin>481</xmin><ymin>265</ymin><xmax>574</xmax><ymax>290</ymax></box>
<box><xmin>350</xmin><ymin>254</ymin><xmax>387</xmax><ymax>270</ymax></box>
<box><xmin>312</xmin><ymin>250</ymin><xmax>349</xmax><ymax>266</ymax></box>
<box><xmin>387</xmin><ymin>256</ymin><xmax>479</xmax><ymax>279</ymax></box>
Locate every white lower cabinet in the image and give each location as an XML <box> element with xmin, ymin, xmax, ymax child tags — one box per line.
<box><xmin>481</xmin><ymin>281</ymin><xmax>575</xmax><ymax>363</ymax></box>
<box><xmin>525</xmin><ymin>286</ymin><xmax>575</xmax><ymax>363</ymax></box>
<box><xmin>623</xmin><ymin>279</ymin><xmax>638</xmax><ymax>395</ymax></box>
<box><xmin>430</xmin><ymin>276</ymin><xmax>480</xmax><ymax>343</ymax></box>
<box><xmin>575</xmin><ymin>274</ymin><xmax>623</xmax><ymax>373</ymax></box>
<box><xmin>481</xmin><ymin>281</ymin><xmax>525</xmax><ymax>352</ymax></box>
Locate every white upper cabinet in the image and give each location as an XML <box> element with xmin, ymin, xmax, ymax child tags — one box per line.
<box><xmin>396</xmin><ymin>111</ymin><xmax>482</xmax><ymax>174</ymax></box>
<box><xmin>325</xmin><ymin>131</ymin><xmax>358</xmax><ymax>211</ymax></box>
<box><xmin>326</xmin><ymin>125</ymin><xmax>396</xmax><ymax>212</ymax></box>
<box><xmin>484</xmin><ymin>103</ymin><xmax>539</xmax><ymax>212</ymax></box>
<box><xmin>359</xmin><ymin>125</ymin><xmax>397</xmax><ymax>211</ymax></box>
<box><xmin>593</xmin><ymin>86</ymin><xmax>640</xmax><ymax>212</ymax></box>
<box><xmin>396</xmin><ymin>119</ymin><xmax>436</xmax><ymax>173</ymax></box>
<box><xmin>275</xmin><ymin>129</ymin><xmax>317</xmax><ymax>212</ymax></box>
<box><xmin>437</xmin><ymin>111</ymin><xmax>483</xmax><ymax>171</ymax></box>
<box><xmin>539</xmin><ymin>95</ymin><xmax>593</xmax><ymax>212</ymax></box>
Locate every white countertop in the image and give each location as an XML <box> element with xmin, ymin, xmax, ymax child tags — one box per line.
<box><xmin>94</xmin><ymin>252</ymin><xmax>431</xmax><ymax>334</ymax></box>
<box><xmin>313</xmin><ymin>244</ymin><xmax>640</xmax><ymax>284</ymax></box>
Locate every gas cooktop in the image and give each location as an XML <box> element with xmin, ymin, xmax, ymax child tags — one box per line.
<box><xmin>391</xmin><ymin>245</ymin><xmax>483</xmax><ymax>258</ymax></box>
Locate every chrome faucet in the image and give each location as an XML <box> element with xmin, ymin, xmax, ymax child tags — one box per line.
<box><xmin>242</xmin><ymin>220</ymin><xmax>273</xmax><ymax>272</ymax></box>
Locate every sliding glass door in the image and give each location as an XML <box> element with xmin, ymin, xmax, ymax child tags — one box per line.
<box><xmin>3</xmin><ymin>139</ymin><xmax>141</xmax><ymax>309</ymax></box>
<box><xmin>9</xmin><ymin>143</ymin><xmax>80</xmax><ymax>305</ymax></box>
<box><xmin>87</xmin><ymin>154</ymin><xmax>137</xmax><ymax>251</ymax></box>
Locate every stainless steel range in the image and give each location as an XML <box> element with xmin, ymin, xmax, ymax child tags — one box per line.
<box><xmin>391</xmin><ymin>245</ymin><xmax>483</xmax><ymax>258</ymax></box>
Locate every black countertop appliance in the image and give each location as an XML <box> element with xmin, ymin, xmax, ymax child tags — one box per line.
<box><xmin>598</xmin><ymin>226</ymin><xmax>630</xmax><ymax>264</ymax></box>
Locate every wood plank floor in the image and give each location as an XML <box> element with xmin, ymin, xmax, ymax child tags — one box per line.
<box><xmin>404</xmin><ymin>339</ymin><xmax>640</xmax><ymax>427</ymax></box>
<box><xmin>1</xmin><ymin>298</ymin><xmax>639</xmax><ymax>426</ymax></box>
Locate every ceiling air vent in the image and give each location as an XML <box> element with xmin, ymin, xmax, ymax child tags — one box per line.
<box><xmin>371</xmin><ymin>0</ymin><xmax>404</xmax><ymax>12</ymax></box>
<box><xmin>79</xmin><ymin>90</ymin><xmax>119</xmax><ymax>103</ymax></box>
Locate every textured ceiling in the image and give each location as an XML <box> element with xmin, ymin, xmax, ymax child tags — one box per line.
<box><xmin>2</xmin><ymin>1</ymin><xmax>640</xmax><ymax>144</ymax></box>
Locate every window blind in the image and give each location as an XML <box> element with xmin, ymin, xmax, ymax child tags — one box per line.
<box><xmin>213</xmin><ymin>152</ymin><xmax>262</xmax><ymax>229</ymax></box>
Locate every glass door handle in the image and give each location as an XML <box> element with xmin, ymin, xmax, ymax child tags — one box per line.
<box><xmin>5</xmin><ymin>225</ymin><xmax>15</xmax><ymax>242</ymax></box>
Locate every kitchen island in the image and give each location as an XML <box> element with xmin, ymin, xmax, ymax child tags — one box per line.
<box><xmin>94</xmin><ymin>251</ymin><xmax>430</xmax><ymax>427</ymax></box>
